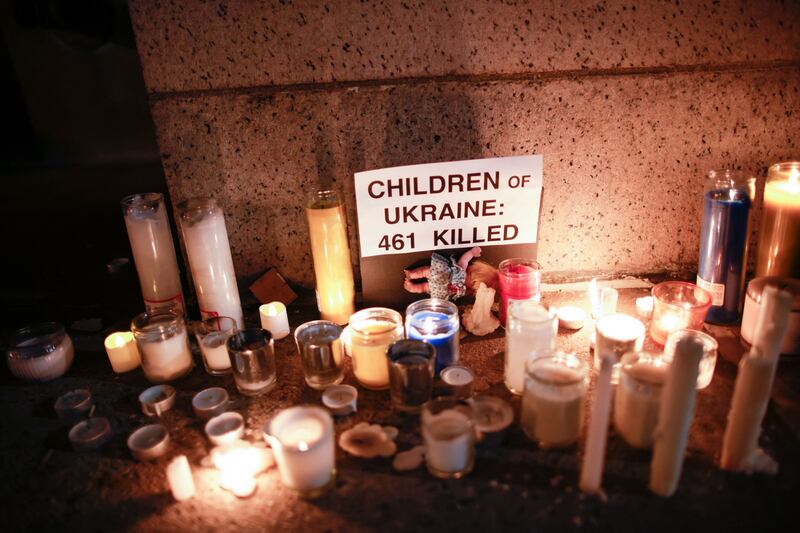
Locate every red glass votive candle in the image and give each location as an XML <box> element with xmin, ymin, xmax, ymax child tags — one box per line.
<box><xmin>650</xmin><ymin>281</ymin><xmax>712</xmax><ymax>344</ymax></box>
<box><xmin>498</xmin><ymin>258</ymin><xmax>542</xmax><ymax>327</ymax></box>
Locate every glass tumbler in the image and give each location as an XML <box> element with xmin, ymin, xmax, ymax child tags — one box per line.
<box><xmin>650</xmin><ymin>281</ymin><xmax>712</xmax><ymax>345</ymax></box>
<box><xmin>387</xmin><ymin>339</ymin><xmax>436</xmax><ymax>413</ymax></box>
<box><xmin>226</xmin><ymin>329</ymin><xmax>277</xmax><ymax>396</ymax></box>
<box><xmin>405</xmin><ymin>298</ymin><xmax>459</xmax><ymax>374</ymax></box>
<box><xmin>613</xmin><ymin>351</ymin><xmax>668</xmax><ymax>449</ymax></box>
<box><xmin>504</xmin><ymin>300</ymin><xmax>557</xmax><ymax>395</ymax></box>
<box><xmin>498</xmin><ymin>258</ymin><xmax>541</xmax><ymax>327</ymax></box>
<box><xmin>194</xmin><ymin>316</ymin><xmax>237</xmax><ymax>375</ymax></box>
<box><xmin>755</xmin><ymin>161</ymin><xmax>800</xmax><ymax>279</ymax></box>
<box><xmin>663</xmin><ymin>329</ymin><xmax>719</xmax><ymax>389</ymax></box>
<box><xmin>348</xmin><ymin>307</ymin><xmax>404</xmax><ymax>390</ymax></box>
<box><xmin>421</xmin><ymin>398</ymin><xmax>476</xmax><ymax>479</ymax></box>
<box><xmin>293</xmin><ymin>320</ymin><xmax>344</xmax><ymax>390</ymax></box>
<box><xmin>131</xmin><ymin>311</ymin><xmax>194</xmax><ymax>383</ymax></box>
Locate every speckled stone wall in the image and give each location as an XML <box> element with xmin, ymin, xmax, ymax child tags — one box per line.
<box><xmin>129</xmin><ymin>0</ymin><xmax>800</xmax><ymax>287</ymax></box>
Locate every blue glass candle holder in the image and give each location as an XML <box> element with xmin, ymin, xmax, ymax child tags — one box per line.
<box><xmin>697</xmin><ymin>170</ymin><xmax>753</xmax><ymax>324</ymax></box>
<box><xmin>405</xmin><ymin>298</ymin><xmax>460</xmax><ymax>374</ymax></box>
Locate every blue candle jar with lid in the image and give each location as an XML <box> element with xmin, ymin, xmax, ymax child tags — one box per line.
<box><xmin>697</xmin><ymin>169</ymin><xmax>752</xmax><ymax>324</ymax></box>
<box><xmin>405</xmin><ymin>298</ymin><xmax>460</xmax><ymax>374</ymax></box>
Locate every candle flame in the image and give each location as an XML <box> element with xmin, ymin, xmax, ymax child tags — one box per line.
<box><xmin>298</xmin><ymin>441</ymin><xmax>309</xmax><ymax>452</ymax></box>
<box><xmin>213</xmin><ymin>444</ymin><xmax>260</xmax><ymax>498</ymax></box>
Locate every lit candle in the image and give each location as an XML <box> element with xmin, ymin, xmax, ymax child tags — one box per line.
<box><xmin>613</xmin><ymin>352</ymin><xmax>668</xmax><ymax>448</ymax></box>
<box><xmin>594</xmin><ymin>313</ymin><xmax>645</xmax><ymax>383</ymax></box>
<box><xmin>635</xmin><ymin>296</ymin><xmax>654</xmax><ymax>321</ymax></box>
<box><xmin>497</xmin><ymin>258</ymin><xmax>541</xmax><ymax>327</ymax></box>
<box><xmin>121</xmin><ymin>193</ymin><xmax>184</xmax><ymax>315</ymax></box>
<box><xmin>259</xmin><ymin>302</ymin><xmax>291</xmax><ymax>340</ymax></box>
<box><xmin>504</xmin><ymin>301</ymin><xmax>557</xmax><ymax>395</ymax></box>
<box><xmin>131</xmin><ymin>312</ymin><xmax>194</xmax><ymax>383</ymax></box>
<box><xmin>721</xmin><ymin>286</ymin><xmax>793</xmax><ymax>472</ymax></box>
<box><xmin>421</xmin><ymin>399</ymin><xmax>475</xmax><ymax>479</ymax></box>
<box><xmin>588</xmin><ymin>278</ymin><xmax>601</xmax><ymax>318</ymax></box>
<box><xmin>649</xmin><ymin>335</ymin><xmax>704</xmax><ymax>497</ymax></box>
<box><xmin>650</xmin><ymin>281</ymin><xmax>711</xmax><ymax>345</ymax></box>
<box><xmin>166</xmin><ymin>455</ymin><xmax>195</xmax><ymax>501</ymax></box>
<box><xmin>213</xmin><ymin>443</ymin><xmax>265</xmax><ymax>498</ymax></box>
<box><xmin>348</xmin><ymin>308</ymin><xmax>404</xmax><ymax>390</ymax></box>
<box><xmin>579</xmin><ymin>354</ymin><xmax>614</xmax><ymax>494</ymax></box>
<box><xmin>178</xmin><ymin>198</ymin><xmax>244</xmax><ymax>328</ymax></box>
<box><xmin>755</xmin><ymin>162</ymin><xmax>800</xmax><ymax>278</ymax></box>
<box><xmin>264</xmin><ymin>406</ymin><xmax>336</xmax><ymax>498</ymax></box>
<box><xmin>104</xmin><ymin>332</ymin><xmax>141</xmax><ymax>374</ymax></box>
<box><xmin>306</xmin><ymin>189</ymin><xmax>355</xmax><ymax>325</ymax></box>
<box><xmin>405</xmin><ymin>298</ymin><xmax>460</xmax><ymax>373</ymax></box>
<box><xmin>600</xmin><ymin>287</ymin><xmax>619</xmax><ymax>317</ymax></box>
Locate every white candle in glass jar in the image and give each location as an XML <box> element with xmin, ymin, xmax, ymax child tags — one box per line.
<box><xmin>504</xmin><ymin>301</ymin><xmax>557</xmax><ymax>395</ymax></box>
<box><xmin>104</xmin><ymin>332</ymin><xmax>141</xmax><ymax>373</ymax></box>
<box><xmin>199</xmin><ymin>332</ymin><xmax>232</xmax><ymax>372</ymax></box>
<box><xmin>423</xmin><ymin>410</ymin><xmax>474</xmax><ymax>474</ymax></box>
<box><xmin>594</xmin><ymin>313</ymin><xmax>645</xmax><ymax>383</ymax></box>
<box><xmin>614</xmin><ymin>354</ymin><xmax>668</xmax><ymax>448</ymax></box>
<box><xmin>179</xmin><ymin>199</ymin><xmax>244</xmax><ymax>328</ymax></box>
<box><xmin>139</xmin><ymin>329</ymin><xmax>193</xmax><ymax>382</ymax></box>
<box><xmin>166</xmin><ymin>455</ymin><xmax>195</xmax><ymax>501</ymax></box>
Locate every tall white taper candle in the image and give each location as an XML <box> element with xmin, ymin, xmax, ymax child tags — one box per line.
<box><xmin>579</xmin><ymin>353</ymin><xmax>614</xmax><ymax>494</ymax></box>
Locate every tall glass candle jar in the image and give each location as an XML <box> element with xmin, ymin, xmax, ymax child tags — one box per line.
<box><xmin>194</xmin><ymin>316</ymin><xmax>237</xmax><ymax>375</ymax></box>
<box><xmin>121</xmin><ymin>193</ymin><xmax>184</xmax><ymax>315</ymax></box>
<box><xmin>264</xmin><ymin>406</ymin><xmax>336</xmax><ymax>498</ymax></box>
<box><xmin>6</xmin><ymin>322</ymin><xmax>74</xmax><ymax>382</ymax></box>
<box><xmin>293</xmin><ymin>320</ymin><xmax>344</xmax><ymax>390</ymax></box>
<box><xmin>613</xmin><ymin>352</ymin><xmax>667</xmax><ymax>449</ymax></box>
<box><xmin>306</xmin><ymin>189</ymin><xmax>355</xmax><ymax>325</ymax></box>
<box><xmin>421</xmin><ymin>398</ymin><xmax>475</xmax><ymax>479</ymax></box>
<box><xmin>697</xmin><ymin>170</ymin><xmax>752</xmax><ymax>324</ymax></box>
<box><xmin>177</xmin><ymin>198</ymin><xmax>244</xmax><ymax>328</ymax></box>
<box><xmin>226</xmin><ymin>329</ymin><xmax>277</xmax><ymax>396</ymax></box>
<box><xmin>348</xmin><ymin>308</ymin><xmax>404</xmax><ymax>390</ymax></box>
<box><xmin>504</xmin><ymin>301</ymin><xmax>557</xmax><ymax>395</ymax></box>
<box><xmin>498</xmin><ymin>258</ymin><xmax>541</xmax><ymax>327</ymax></box>
<box><xmin>650</xmin><ymin>281</ymin><xmax>712</xmax><ymax>345</ymax></box>
<box><xmin>756</xmin><ymin>161</ymin><xmax>800</xmax><ymax>278</ymax></box>
<box><xmin>131</xmin><ymin>312</ymin><xmax>194</xmax><ymax>383</ymax></box>
<box><xmin>387</xmin><ymin>339</ymin><xmax>436</xmax><ymax>412</ymax></box>
<box><xmin>405</xmin><ymin>298</ymin><xmax>459</xmax><ymax>374</ymax></box>
<box><xmin>521</xmin><ymin>352</ymin><xmax>588</xmax><ymax>448</ymax></box>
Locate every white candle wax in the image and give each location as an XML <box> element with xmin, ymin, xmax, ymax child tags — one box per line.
<box><xmin>259</xmin><ymin>302</ymin><xmax>291</xmax><ymax>340</ymax></box>
<box><xmin>600</xmin><ymin>287</ymin><xmax>619</xmax><ymax>317</ymax></box>
<box><xmin>521</xmin><ymin>363</ymin><xmax>584</xmax><ymax>448</ymax></box>
<box><xmin>166</xmin><ymin>455</ymin><xmax>195</xmax><ymax>501</ymax></box>
<box><xmin>139</xmin><ymin>329</ymin><xmax>193</xmax><ymax>383</ymax></box>
<box><xmin>614</xmin><ymin>358</ymin><xmax>667</xmax><ymax>448</ymax></box>
<box><xmin>8</xmin><ymin>334</ymin><xmax>74</xmax><ymax>382</ymax></box>
<box><xmin>423</xmin><ymin>410</ymin><xmax>474</xmax><ymax>474</ymax></box>
<box><xmin>104</xmin><ymin>332</ymin><xmax>141</xmax><ymax>373</ymax></box>
<box><xmin>349</xmin><ymin>318</ymin><xmax>402</xmax><ymax>390</ymax></box>
<box><xmin>636</xmin><ymin>296</ymin><xmax>654</xmax><ymax>320</ymax></box>
<box><xmin>504</xmin><ymin>301</ymin><xmax>556</xmax><ymax>395</ymax></box>
<box><xmin>557</xmin><ymin>306</ymin><xmax>586</xmax><ymax>330</ymax></box>
<box><xmin>199</xmin><ymin>332</ymin><xmax>232</xmax><ymax>371</ymax></box>
<box><xmin>594</xmin><ymin>313</ymin><xmax>645</xmax><ymax>383</ymax></box>
<box><xmin>579</xmin><ymin>354</ymin><xmax>614</xmax><ymax>494</ymax></box>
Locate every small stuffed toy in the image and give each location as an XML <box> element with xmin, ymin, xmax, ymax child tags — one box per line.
<box><xmin>403</xmin><ymin>246</ymin><xmax>498</xmax><ymax>301</ymax></box>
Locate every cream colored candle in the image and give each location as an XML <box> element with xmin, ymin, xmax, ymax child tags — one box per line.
<box><xmin>755</xmin><ymin>162</ymin><xmax>800</xmax><ymax>278</ymax></box>
<box><xmin>579</xmin><ymin>354</ymin><xmax>614</xmax><ymax>494</ymax></box>
<box><xmin>104</xmin><ymin>332</ymin><xmax>141</xmax><ymax>373</ymax></box>
<box><xmin>594</xmin><ymin>313</ymin><xmax>645</xmax><ymax>383</ymax></box>
<box><xmin>504</xmin><ymin>301</ymin><xmax>557</xmax><ymax>395</ymax></box>
<box><xmin>259</xmin><ymin>302</ymin><xmax>291</xmax><ymax>340</ymax></box>
<box><xmin>721</xmin><ymin>286</ymin><xmax>793</xmax><ymax>472</ymax></box>
<box><xmin>166</xmin><ymin>455</ymin><xmax>195</xmax><ymax>501</ymax></box>
<box><xmin>306</xmin><ymin>189</ymin><xmax>355</xmax><ymax>325</ymax></box>
<box><xmin>613</xmin><ymin>353</ymin><xmax>667</xmax><ymax>449</ymax></box>
<box><xmin>348</xmin><ymin>308</ymin><xmax>403</xmax><ymax>390</ymax></box>
<box><xmin>649</xmin><ymin>335</ymin><xmax>704</xmax><ymax>497</ymax></box>
<box><xmin>132</xmin><ymin>313</ymin><xmax>194</xmax><ymax>383</ymax></box>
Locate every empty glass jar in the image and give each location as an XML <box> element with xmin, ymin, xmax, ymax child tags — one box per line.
<box><xmin>226</xmin><ymin>329</ymin><xmax>277</xmax><ymax>396</ymax></box>
<box><xmin>293</xmin><ymin>320</ymin><xmax>344</xmax><ymax>390</ymax></box>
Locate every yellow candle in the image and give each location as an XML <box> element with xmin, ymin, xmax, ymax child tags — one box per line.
<box><xmin>306</xmin><ymin>189</ymin><xmax>355</xmax><ymax>325</ymax></box>
<box><xmin>104</xmin><ymin>332</ymin><xmax>141</xmax><ymax>373</ymax></box>
<box><xmin>349</xmin><ymin>308</ymin><xmax>403</xmax><ymax>390</ymax></box>
<box><xmin>756</xmin><ymin>162</ymin><xmax>800</xmax><ymax>278</ymax></box>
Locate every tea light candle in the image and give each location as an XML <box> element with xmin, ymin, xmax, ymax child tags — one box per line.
<box><xmin>259</xmin><ymin>302</ymin><xmax>291</xmax><ymax>340</ymax></box>
<box><xmin>650</xmin><ymin>281</ymin><xmax>712</xmax><ymax>345</ymax></box>
<box><xmin>192</xmin><ymin>387</ymin><xmax>230</xmax><ymax>420</ymax></box>
<box><xmin>322</xmin><ymin>384</ymin><xmax>358</xmax><ymax>415</ymax></box>
<box><xmin>127</xmin><ymin>424</ymin><xmax>170</xmax><ymax>461</ymax></box>
<box><xmin>557</xmin><ymin>306</ymin><xmax>586</xmax><ymax>330</ymax></box>
<box><xmin>594</xmin><ymin>313</ymin><xmax>645</xmax><ymax>383</ymax></box>
<box><xmin>205</xmin><ymin>412</ymin><xmax>245</xmax><ymax>446</ymax></box>
<box><xmin>69</xmin><ymin>417</ymin><xmax>112</xmax><ymax>451</ymax></box>
<box><xmin>139</xmin><ymin>384</ymin><xmax>177</xmax><ymax>416</ymax></box>
<box><xmin>579</xmin><ymin>354</ymin><xmax>614</xmax><ymax>494</ymax></box>
<box><xmin>471</xmin><ymin>395</ymin><xmax>513</xmax><ymax>446</ymax></box>
<box><xmin>104</xmin><ymin>332</ymin><xmax>141</xmax><ymax>373</ymax></box>
<box><xmin>166</xmin><ymin>455</ymin><xmax>195</xmax><ymax>501</ymax></box>
<box><xmin>440</xmin><ymin>365</ymin><xmax>474</xmax><ymax>398</ymax></box>
<box><xmin>613</xmin><ymin>353</ymin><xmax>668</xmax><ymax>448</ymax></box>
<box><xmin>54</xmin><ymin>389</ymin><xmax>92</xmax><ymax>421</ymax></box>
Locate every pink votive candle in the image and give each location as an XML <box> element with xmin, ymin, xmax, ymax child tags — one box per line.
<box><xmin>498</xmin><ymin>258</ymin><xmax>541</xmax><ymax>327</ymax></box>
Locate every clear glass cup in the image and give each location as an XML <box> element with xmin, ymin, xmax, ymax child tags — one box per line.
<box><xmin>131</xmin><ymin>311</ymin><xmax>194</xmax><ymax>383</ymax></box>
<box><xmin>293</xmin><ymin>320</ymin><xmax>344</xmax><ymax>390</ymax></box>
<box><xmin>226</xmin><ymin>329</ymin><xmax>277</xmax><ymax>396</ymax></box>
<box><xmin>755</xmin><ymin>161</ymin><xmax>800</xmax><ymax>279</ymax></box>
<box><xmin>504</xmin><ymin>300</ymin><xmax>557</xmax><ymax>395</ymax></box>
<box><xmin>498</xmin><ymin>258</ymin><xmax>541</xmax><ymax>326</ymax></box>
<box><xmin>194</xmin><ymin>316</ymin><xmax>237</xmax><ymax>375</ymax></box>
<box><xmin>348</xmin><ymin>307</ymin><xmax>404</xmax><ymax>390</ymax></box>
<box><xmin>387</xmin><ymin>339</ymin><xmax>436</xmax><ymax>413</ymax></box>
<box><xmin>613</xmin><ymin>351</ymin><xmax>668</xmax><ymax>449</ymax></box>
<box><xmin>650</xmin><ymin>281</ymin><xmax>712</xmax><ymax>345</ymax></box>
<box><xmin>663</xmin><ymin>329</ymin><xmax>719</xmax><ymax>389</ymax></box>
<box><xmin>405</xmin><ymin>298</ymin><xmax>459</xmax><ymax>374</ymax></box>
<box><xmin>421</xmin><ymin>398</ymin><xmax>475</xmax><ymax>479</ymax></box>
<box><xmin>6</xmin><ymin>322</ymin><xmax>74</xmax><ymax>382</ymax></box>
<box><xmin>520</xmin><ymin>352</ymin><xmax>588</xmax><ymax>448</ymax></box>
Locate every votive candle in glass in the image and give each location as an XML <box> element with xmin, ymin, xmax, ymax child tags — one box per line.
<box><xmin>697</xmin><ymin>170</ymin><xmax>752</xmax><ymax>324</ymax></box>
<box><xmin>504</xmin><ymin>301</ymin><xmax>557</xmax><ymax>395</ymax></box>
<box><xmin>663</xmin><ymin>329</ymin><xmax>718</xmax><ymax>389</ymax></box>
<box><xmin>263</xmin><ymin>406</ymin><xmax>336</xmax><ymax>498</ymax></box>
<box><xmin>131</xmin><ymin>312</ymin><xmax>193</xmax><ymax>383</ymax></box>
<box><xmin>293</xmin><ymin>320</ymin><xmax>344</xmax><ymax>390</ymax></box>
<box><xmin>348</xmin><ymin>307</ymin><xmax>404</xmax><ymax>390</ymax></box>
<box><xmin>387</xmin><ymin>339</ymin><xmax>435</xmax><ymax>413</ymax></box>
<box><xmin>498</xmin><ymin>258</ymin><xmax>541</xmax><ymax>326</ymax></box>
<box><xmin>594</xmin><ymin>313</ymin><xmax>646</xmax><ymax>383</ymax></box>
<box><xmin>405</xmin><ymin>298</ymin><xmax>459</xmax><ymax>374</ymax></box>
<box><xmin>421</xmin><ymin>398</ymin><xmax>475</xmax><ymax>479</ymax></box>
<box><xmin>177</xmin><ymin>198</ymin><xmax>244</xmax><ymax>328</ymax></box>
<box><xmin>121</xmin><ymin>193</ymin><xmax>184</xmax><ymax>315</ymax></box>
<box><xmin>756</xmin><ymin>161</ymin><xmax>800</xmax><ymax>278</ymax></box>
<box><xmin>6</xmin><ymin>322</ymin><xmax>74</xmax><ymax>382</ymax></box>
<box><xmin>226</xmin><ymin>329</ymin><xmax>277</xmax><ymax>396</ymax></box>
<box><xmin>613</xmin><ymin>352</ymin><xmax>668</xmax><ymax>449</ymax></box>
<box><xmin>306</xmin><ymin>189</ymin><xmax>355</xmax><ymax>325</ymax></box>
<box><xmin>650</xmin><ymin>281</ymin><xmax>712</xmax><ymax>345</ymax></box>
<box><xmin>104</xmin><ymin>331</ymin><xmax>141</xmax><ymax>373</ymax></box>
<box><xmin>194</xmin><ymin>316</ymin><xmax>237</xmax><ymax>375</ymax></box>
<box><xmin>520</xmin><ymin>352</ymin><xmax>588</xmax><ymax>448</ymax></box>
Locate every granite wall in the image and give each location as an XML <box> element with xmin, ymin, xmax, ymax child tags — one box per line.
<box><xmin>128</xmin><ymin>0</ymin><xmax>800</xmax><ymax>287</ymax></box>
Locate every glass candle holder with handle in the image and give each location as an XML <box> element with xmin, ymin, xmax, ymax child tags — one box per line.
<box><xmin>293</xmin><ymin>320</ymin><xmax>344</xmax><ymax>390</ymax></box>
<box><xmin>650</xmin><ymin>281</ymin><xmax>712</xmax><ymax>345</ymax></box>
<box><xmin>226</xmin><ymin>329</ymin><xmax>277</xmax><ymax>396</ymax></box>
<box><xmin>756</xmin><ymin>161</ymin><xmax>800</xmax><ymax>279</ymax></box>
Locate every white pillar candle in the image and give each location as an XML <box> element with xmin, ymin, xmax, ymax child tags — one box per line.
<box><xmin>579</xmin><ymin>354</ymin><xmax>614</xmax><ymax>494</ymax></box>
<box><xmin>166</xmin><ymin>455</ymin><xmax>195</xmax><ymax>501</ymax></box>
<box><xmin>721</xmin><ymin>286</ymin><xmax>793</xmax><ymax>472</ymax></box>
<box><xmin>504</xmin><ymin>301</ymin><xmax>557</xmax><ymax>395</ymax></box>
<box><xmin>121</xmin><ymin>193</ymin><xmax>184</xmax><ymax>315</ymax></box>
<box><xmin>594</xmin><ymin>313</ymin><xmax>645</xmax><ymax>383</ymax></box>
<box><xmin>649</xmin><ymin>335</ymin><xmax>704</xmax><ymax>497</ymax></box>
<box><xmin>178</xmin><ymin>198</ymin><xmax>244</xmax><ymax>328</ymax></box>
<box><xmin>264</xmin><ymin>406</ymin><xmax>335</xmax><ymax>497</ymax></box>
<box><xmin>104</xmin><ymin>332</ymin><xmax>141</xmax><ymax>373</ymax></box>
<box><xmin>259</xmin><ymin>302</ymin><xmax>291</xmax><ymax>340</ymax></box>
<box><xmin>613</xmin><ymin>353</ymin><xmax>668</xmax><ymax>448</ymax></box>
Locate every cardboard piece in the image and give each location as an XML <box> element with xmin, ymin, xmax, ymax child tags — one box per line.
<box><xmin>249</xmin><ymin>268</ymin><xmax>298</xmax><ymax>305</ymax></box>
